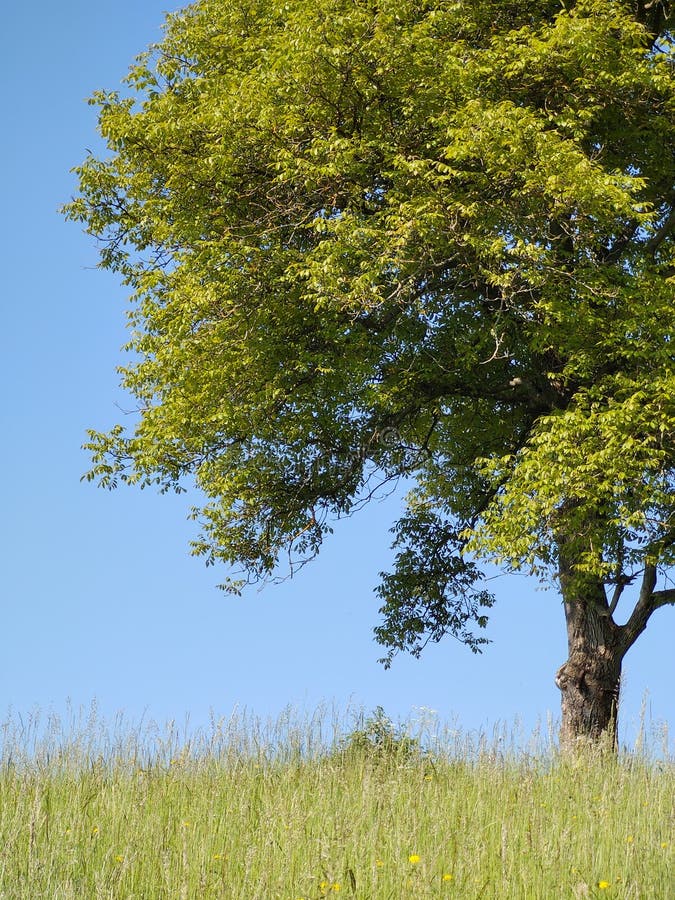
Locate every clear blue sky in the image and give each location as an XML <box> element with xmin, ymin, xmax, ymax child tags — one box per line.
<box><xmin>2</xmin><ymin>1</ymin><xmax>672</xmax><ymax>751</ymax></box>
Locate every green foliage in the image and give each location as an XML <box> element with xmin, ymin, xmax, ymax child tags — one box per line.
<box><xmin>375</xmin><ymin>508</ymin><xmax>495</xmax><ymax>665</ymax></box>
<box><xmin>64</xmin><ymin>0</ymin><xmax>675</xmax><ymax>660</ymax></box>
<box><xmin>337</xmin><ymin>706</ymin><xmax>424</xmax><ymax>763</ymax></box>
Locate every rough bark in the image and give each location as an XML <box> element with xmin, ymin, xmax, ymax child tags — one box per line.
<box><xmin>555</xmin><ymin>544</ymin><xmax>624</xmax><ymax>750</ymax></box>
<box><xmin>555</xmin><ymin>597</ymin><xmax>624</xmax><ymax>749</ymax></box>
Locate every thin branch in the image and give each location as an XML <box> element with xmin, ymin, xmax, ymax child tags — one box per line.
<box><xmin>607</xmin><ymin>579</ymin><xmax>626</xmax><ymax>617</ymax></box>
<box><xmin>599</xmin><ymin>222</ymin><xmax>640</xmax><ymax>265</ymax></box>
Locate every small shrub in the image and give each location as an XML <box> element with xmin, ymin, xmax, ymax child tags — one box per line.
<box><xmin>336</xmin><ymin>707</ymin><xmax>424</xmax><ymax>765</ymax></box>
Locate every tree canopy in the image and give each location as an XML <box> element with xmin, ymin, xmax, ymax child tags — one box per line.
<box><xmin>66</xmin><ymin>0</ymin><xmax>675</xmax><ymax>690</ymax></box>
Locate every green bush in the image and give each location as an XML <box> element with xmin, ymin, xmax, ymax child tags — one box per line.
<box><xmin>336</xmin><ymin>706</ymin><xmax>425</xmax><ymax>765</ymax></box>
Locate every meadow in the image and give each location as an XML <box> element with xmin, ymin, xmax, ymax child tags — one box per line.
<box><xmin>0</xmin><ymin>706</ymin><xmax>671</xmax><ymax>899</ymax></box>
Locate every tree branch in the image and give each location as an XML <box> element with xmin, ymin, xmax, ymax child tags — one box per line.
<box><xmin>645</xmin><ymin>205</ymin><xmax>675</xmax><ymax>255</ymax></box>
<box><xmin>634</xmin><ymin>0</ymin><xmax>673</xmax><ymax>42</ymax></box>
<box><xmin>599</xmin><ymin>222</ymin><xmax>640</xmax><ymax>265</ymax></box>
<box><xmin>619</xmin><ymin>563</ymin><xmax>665</xmax><ymax>652</ymax></box>
<box><xmin>650</xmin><ymin>588</ymin><xmax>675</xmax><ymax>611</ymax></box>
<box><xmin>607</xmin><ymin>579</ymin><xmax>627</xmax><ymax>617</ymax></box>
<box><xmin>644</xmin><ymin>189</ymin><xmax>675</xmax><ymax>255</ymax></box>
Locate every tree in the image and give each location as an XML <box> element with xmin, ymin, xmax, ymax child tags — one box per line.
<box><xmin>64</xmin><ymin>0</ymin><xmax>675</xmax><ymax>748</ymax></box>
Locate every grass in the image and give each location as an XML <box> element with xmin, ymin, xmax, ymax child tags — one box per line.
<box><xmin>0</xmin><ymin>705</ymin><xmax>672</xmax><ymax>899</ymax></box>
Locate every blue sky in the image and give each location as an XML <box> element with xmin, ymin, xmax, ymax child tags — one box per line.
<box><xmin>2</xmin><ymin>1</ymin><xmax>672</xmax><ymax>751</ymax></box>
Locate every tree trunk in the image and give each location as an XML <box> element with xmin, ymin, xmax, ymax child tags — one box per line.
<box><xmin>555</xmin><ymin>549</ymin><xmax>624</xmax><ymax>750</ymax></box>
<box><xmin>555</xmin><ymin>616</ymin><xmax>623</xmax><ymax>750</ymax></box>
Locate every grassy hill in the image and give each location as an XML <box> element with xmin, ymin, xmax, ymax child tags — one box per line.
<box><xmin>0</xmin><ymin>707</ymin><xmax>671</xmax><ymax>899</ymax></box>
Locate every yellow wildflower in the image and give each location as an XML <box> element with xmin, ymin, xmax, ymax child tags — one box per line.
<box><xmin>408</xmin><ymin>854</ymin><xmax>421</xmax><ymax>864</ymax></box>
<box><xmin>442</xmin><ymin>873</ymin><xmax>453</xmax><ymax>882</ymax></box>
<box><xmin>598</xmin><ymin>881</ymin><xmax>611</xmax><ymax>890</ymax></box>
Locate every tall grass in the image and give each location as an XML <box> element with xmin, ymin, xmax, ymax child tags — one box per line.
<box><xmin>0</xmin><ymin>705</ymin><xmax>671</xmax><ymax>899</ymax></box>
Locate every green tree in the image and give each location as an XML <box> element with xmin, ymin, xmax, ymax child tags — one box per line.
<box><xmin>65</xmin><ymin>0</ymin><xmax>675</xmax><ymax>747</ymax></box>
